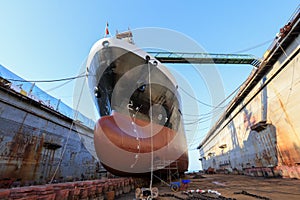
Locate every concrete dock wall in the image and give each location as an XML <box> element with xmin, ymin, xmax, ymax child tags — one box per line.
<box><xmin>0</xmin><ymin>85</ymin><xmax>105</xmax><ymax>186</ymax></box>
<box><xmin>199</xmin><ymin>17</ymin><xmax>300</xmax><ymax>178</ymax></box>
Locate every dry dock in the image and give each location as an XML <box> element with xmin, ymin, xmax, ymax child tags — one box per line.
<box><xmin>1</xmin><ymin>5</ymin><xmax>300</xmax><ymax>200</ymax></box>
<box><xmin>198</xmin><ymin>8</ymin><xmax>300</xmax><ymax>179</ymax></box>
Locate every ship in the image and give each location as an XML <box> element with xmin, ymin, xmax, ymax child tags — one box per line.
<box><xmin>86</xmin><ymin>31</ymin><xmax>189</xmax><ymax>177</ymax></box>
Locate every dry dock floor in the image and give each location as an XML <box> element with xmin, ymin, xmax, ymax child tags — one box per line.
<box><xmin>120</xmin><ymin>174</ymin><xmax>300</xmax><ymax>200</ymax></box>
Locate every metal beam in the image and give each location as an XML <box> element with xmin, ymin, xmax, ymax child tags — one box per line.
<box><xmin>148</xmin><ymin>52</ymin><xmax>261</xmax><ymax>67</ymax></box>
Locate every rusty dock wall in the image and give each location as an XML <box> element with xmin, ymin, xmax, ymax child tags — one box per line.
<box><xmin>0</xmin><ymin>82</ymin><xmax>105</xmax><ymax>186</ymax></box>
<box><xmin>198</xmin><ymin>10</ymin><xmax>300</xmax><ymax>178</ymax></box>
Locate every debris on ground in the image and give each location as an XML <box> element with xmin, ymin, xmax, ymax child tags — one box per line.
<box><xmin>234</xmin><ymin>190</ymin><xmax>271</xmax><ymax>200</ymax></box>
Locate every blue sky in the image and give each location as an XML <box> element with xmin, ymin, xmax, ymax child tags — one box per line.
<box><xmin>0</xmin><ymin>1</ymin><xmax>299</xmax><ymax>171</ymax></box>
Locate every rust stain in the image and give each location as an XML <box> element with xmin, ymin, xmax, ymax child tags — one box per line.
<box><xmin>276</xmin><ymin>126</ymin><xmax>294</xmax><ymax>166</ymax></box>
<box><xmin>32</xmin><ymin>134</ymin><xmax>44</xmax><ymax>181</ymax></box>
<box><xmin>277</xmin><ymin>97</ymin><xmax>296</xmax><ymax>134</ymax></box>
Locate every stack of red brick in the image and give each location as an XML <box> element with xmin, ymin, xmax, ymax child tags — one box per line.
<box><xmin>0</xmin><ymin>178</ymin><xmax>137</xmax><ymax>200</ymax></box>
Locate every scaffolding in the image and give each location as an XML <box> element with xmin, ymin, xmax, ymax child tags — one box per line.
<box><xmin>151</xmin><ymin>159</ymin><xmax>186</xmax><ymax>193</ymax></box>
<box><xmin>153</xmin><ymin>160</ymin><xmax>179</xmax><ymax>183</ymax></box>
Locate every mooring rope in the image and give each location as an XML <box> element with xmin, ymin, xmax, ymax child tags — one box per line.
<box><xmin>147</xmin><ymin>57</ymin><xmax>154</xmax><ymax>195</ymax></box>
